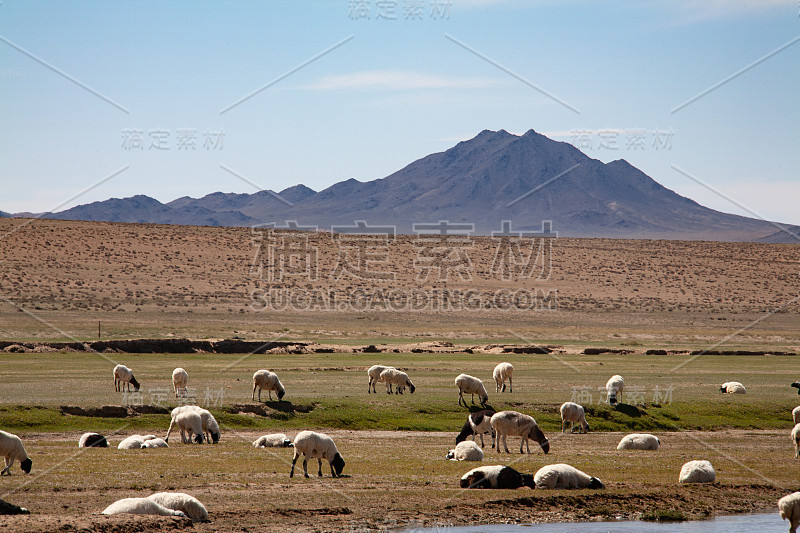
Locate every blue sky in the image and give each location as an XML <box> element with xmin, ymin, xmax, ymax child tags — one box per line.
<box><xmin>1</xmin><ymin>0</ymin><xmax>799</xmax><ymax>225</ymax></box>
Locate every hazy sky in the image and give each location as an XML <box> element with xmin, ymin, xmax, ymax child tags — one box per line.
<box><xmin>2</xmin><ymin>0</ymin><xmax>799</xmax><ymax>225</ymax></box>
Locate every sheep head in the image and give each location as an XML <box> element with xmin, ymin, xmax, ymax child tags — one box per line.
<box><xmin>277</xmin><ymin>389</ymin><xmax>285</xmax><ymax>400</ymax></box>
<box><xmin>588</xmin><ymin>477</ymin><xmax>604</xmax><ymax>489</ymax></box>
<box><xmin>130</xmin><ymin>376</ymin><xmax>141</xmax><ymax>392</ymax></box>
<box><xmin>20</xmin><ymin>458</ymin><xmax>32</xmax><ymax>474</ymax></box>
<box><xmin>520</xmin><ymin>473</ymin><xmax>535</xmax><ymax>489</ymax></box>
<box><xmin>193</xmin><ymin>433</ymin><xmax>204</xmax><ymax>444</ymax></box>
<box><xmin>210</xmin><ymin>432</ymin><xmax>220</xmax><ymax>444</ymax></box>
<box><xmin>331</xmin><ymin>453</ymin><xmax>345</xmax><ymax>477</ymax></box>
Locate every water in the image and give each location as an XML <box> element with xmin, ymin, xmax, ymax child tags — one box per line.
<box><xmin>410</xmin><ymin>512</ymin><xmax>784</xmax><ymax>532</ymax></box>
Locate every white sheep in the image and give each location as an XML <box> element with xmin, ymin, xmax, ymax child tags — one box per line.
<box><xmin>446</xmin><ymin>440</ymin><xmax>484</xmax><ymax>461</ymax></box>
<box><xmin>78</xmin><ymin>432</ymin><xmax>108</xmax><ymax>448</ymax></box>
<box><xmin>793</xmin><ymin>406</ymin><xmax>800</xmax><ymax>425</ymax></box>
<box><xmin>290</xmin><ymin>430</ymin><xmax>345</xmax><ymax>478</ymax></box>
<box><xmin>533</xmin><ymin>463</ymin><xmax>604</xmax><ymax>490</ymax></box>
<box><xmin>616</xmin><ymin>433</ymin><xmax>661</xmax><ymax>451</ymax></box>
<box><xmin>459</xmin><ymin>465</ymin><xmax>535</xmax><ymax>489</ymax></box>
<box><xmin>490</xmin><ymin>411</ymin><xmax>550</xmax><ymax>454</ymax></box>
<box><xmin>147</xmin><ymin>492</ymin><xmax>208</xmax><ymax>522</ymax></box>
<box><xmin>455</xmin><ymin>409</ymin><xmax>495</xmax><ymax>448</ymax></box>
<box><xmin>367</xmin><ymin>364</ymin><xmax>394</xmax><ymax>393</ymax></box>
<box><xmin>253</xmin><ymin>434</ymin><xmax>293</xmax><ymax>448</ymax></box>
<box><xmin>252</xmin><ymin>369</ymin><xmax>286</xmax><ymax>402</ymax></box>
<box><xmin>779</xmin><ymin>491</ymin><xmax>800</xmax><ymax>533</ymax></box>
<box><xmin>678</xmin><ymin>460</ymin><xmax>715</xmax><ymax>483</ymax></box>
<box><xmin>101</xmin><ymin>497</ymin><xmax>187</xmax><ymax>518</ymax></box>
<box><xmin>172</xmin><ymin>367</ymin><xmax>189</xmax><ymax>398</ymax></box>
<box><xmin>172</xmin><ymin>406</ymin><xmax>220</xmax><ymax>444</ymax></box>
<box><xmin>142</xmin><ymin>438</ymin><xmax>169</xmax><ymax>448</ymax></box>
<box><xmin>792</xmin><ymin>423</ymin><xmax>800</xmax><ymax>459</ymax></box>
<box><xmin>493</xmin><ymin>362</ymin><xmax>513</xmax><ymax>393</ymax></box>
<box><xmin>113</xmin><ymin>364</ymin><xmax>140</xmax><ymax>392</ymax></box>
<box><xmin>606</xmin><ymin>375</ymin><xmax>624</xmax><ymax>405</ymax></box>
<box><xmin>379</xmin><ymin>368</ymin><xmax>416</xmax><ymax>395</ymax></box>
<box><xmin>455</xmin><ymin>374</ymin><xmax>488</xmax><ymax>408</ymax></box>
<box><xmin>165</xmin><ymin>410</ymin><xmax>204</xmax><ymax>444</ymax></box>
<box><xmin>719</xmin><ymin>381</ymin><xmax>746</xmax><ymax>394</ymax></box>
<box><xmin>0</xmin><ymin>430</ymin><xmax>32</xmax><ymax>475</ymax></box>
<box><xmin>117</xmin><ymin>434</ymin><xmax>158</xmax><ymax>450</ymax></box>
<box><xmin>560</xmin><ymin>402</ymin><xmax>589</xmax><ymax>434</ymax></box>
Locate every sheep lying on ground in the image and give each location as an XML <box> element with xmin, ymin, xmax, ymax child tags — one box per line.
<box><xmin>142</xmin><ymin>438</ymin><xmax>169</xmax><ymax>448</ymax></box>
<box><xmin>78</xmin><ymin>432</ymin><xmax>108</xmax><ymax>448</ymax></box>
<box><xmin>779</xmin><ymin>491</ymin><xmax>800</xmax><ymax>533</ymax></box>
<box><xmin>147</xmin><ymin>492</ymin><xmax>208</xmax><ymax>522</ymax></box>
<box><xmin>113</xmin><ymin>364</ymin><xmax>140</xmax><ymax>392</ymax></box>
<box><xmin>117</xmin><ymin>434</ymin><xmax>159</xmax><ymax>450</ymax></box>
<box><xmin>490</xmin><ymin>411</ymin><xmax>549</xmax><ymax>454</ymax></box>
<box><xmin>720</xmin><ymin>381</ymin><xmax>746</xmax><ymax>394</ymax></box>
<box><xmin>446</xmin><ymin>440</ymin><xmax>484</xmax><ymax>461</ymax></box>
<box><xmin>253</xmin><ymin>434</ymin><xmax>293</xmax><ymax>448</ymax></box>
<box><xmin>534</xmin><ymin>463</ymin><xmax>604</xmax><ymax>490</ymax></box>
<box><xmin>493</xmin><ymin>362</ymin><xmax>513</xmax><ymax>393</ymax></box>
<box><xmin>101</xmin><ymin>498</ymin><xmax>186</xmax><ymax>517</ymax></box>
<box><xmin>793</xmin><ymin>406</ymin><xmax>800</xmax><ymax>425</ymax></box>
<box><xmin>165</xmin><ymin>411</ymin><xmax>204</xmax><ymax>444</ymax></box>
<box><xmin>616</xmin><ymin>433</ymin><xmax>661</xmax><ymax>451</ymax></box>
<box><xmin>792</xmin><ymin>423</ymin><xmax>800</xmax><ymax>459</ymax></box>
<box><xmin>379</xmin><ymin>368</ymin><xmax>415</xmax><ymax>394</ymax></box>
<box><xmin>455</xmin><ymin>409</ymin><xmax>495</xmax><ymax>448</ymax></box>
<box><xmin>606</xmin><ymin>375</ymin><xmax>624</xmax><ymax>405</ymax></box>
<box><xmin>678</xmin><ymin>460</ymin><xmax>715</xmax><ymax>483</ymax></box>
<box><xmin>455</xmin><ymin>374</ymin><xmax>488</xmax><ymax>408</ymax></box>
<box><xmin>290</xmin><ymin>430</ymin><xmax>345</xmax><ymax>478</ymax></box>
<box><xmin>560</xmin><ymin>402</ymin><xmax>589</xmax><ymax>434</ymax></box>
<box><xmin>459</xmin><ymin>465</ymin><xmax>535</xmax><ymax>489</ymax></box>
<box><xmin>252</xmin><ymin>370</ymin><xmax>286</xmax><ymax>402</ymax></box>
<box><xmin>367</xmin><ymin>365</ymin><xmax>394</xmax><ymax>393</ymax></box>
<box><xmin>172</xmin><ymin>368</ymin><xmax>189</xmax><ymax>398</ymax></box>
<box><xmin>0</xmin><ymin>431</ymin><xmax>32</xmax><ymax>475</ymax></box>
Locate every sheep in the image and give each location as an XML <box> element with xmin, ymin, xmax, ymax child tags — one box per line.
<box><xmin>616</xmin><ymin>433</ymin><xmax>661</xmax><ymax>451</ymax></box>
<box><xmin>490</xmin><ymin>411</ymin><xmax>550</xmax><ymax>454</ymax></box>
<box><xmin>492</xmin><ymin>362</ymin><xmax>513</xmax><ymax>393</ymax></box>
<box><xmin>455</xmin><ymin>409</ymin><xmax>496</xmax><ymax>448</ymax></box>
<box><xmin>560</xmin><ymin>402</ymin><xmax>589</xmax><ymax>434</ymax></box>
<box><xmin>792</xmin><ymin>382</ymin><xmax>800</xmax><ymax>395</ymax></box>
<box><xmin>379</xmin><ymin>368</ymin><xmax>416</xmax><ymax>395</ymax></box>
<box><xmin>78</xmin><ymin>432</ymin><xmax>108</xmax><ymax>448</ymax></box>
<box><xmin>367</xmin><ymin>364</ymin><xmax>394</xmax><ymax>393</ymax></box>
<box><xmin>0</xmin><ymin>431</ymin><xmax>32</xmax><ymax>475</ymax></box>
<box><xmin>172</xmin><ymin>367</ymin><xmax>189</xmax><ymax>397</ymax></box>
<box><xmin>165</xmin><ymin>411</ymin><xmax>204</xmax><ymax>444</ymax></box>
<box><xmin>172</xmin><ymin>406</ymin><xmax>220</xmax><ymax>444</ymax></box>
<box><xmin>794</xmin><ymin>406</ymin><xmax>800</xmax><ymax>425</ymax></box>
<box><xmin>113</xmin><ymin>364</ymin><xmax>140</xmax><ymax>392</ymax></box>
<box><xmin>534</xmin><ymin>463</ymin><xmax>604</xmax><ymax>490</ymax></box>
<box><xmin>459</xmin><ymin>465</ymin><xmax>535</xmax><ymax>489</ymax></box>
<box><xmin>678</xmin><ymin>459</ymin><xmax>715</xmax><ymax>483</ymax></box>
<box><xmin>101</xmin><ymin>497</ymin><xmax>187</xmax><ymax>518</ymax></box>
<box><xmin>446</xmin><ymin>440</ymin><xmax>484</xmax><ymax>462</ymax></box>
<box><xmin>117</xmin><ymin>434</ymin><xmax>158</xmax><ymax>449</ymax></box>
<box><xmin>253</xmin><ymin>434</ymin><xmax>293</xmax><ymax>448</ymax></box>
<box><xmin>252</xmin><ymin>369</ymin><xmax>285</xmax><ymax>402</ymax></box>
<box><xmin>142</xmin><ymin>438</ymin><xmax>169</xmax><ymax>448</ymax></box>
<box><xmin>147</xmin><ymin>492</ymin><xmax>208</xmax><ymax>522</ymax></box>
<box><xmin>792</xmin><ymin>423</ymin><xmax>800</xmax><ymax>459</ymax></box>
<box><xmin>455</xmin><ymin>374</ymin><xmax>488</xmax><ymax>408</ymax></box>
<box><xmin>290</xmin><ymin>430</ymin><xmax>345</xmax><ymax>478</ymax></box>
<box><xmin>606</xmin><ymin>375</ymin><xmax>624</xmax><ymax>405</ymax></box>
<box><xmin>779</xmin><ymin>491</ymin><xmax>800</xmax><ymax>533</ymax></box>
<box><xmin>720</xmin><ymin>381</ymin><xmax>746</xmax><ymax>394</ymax></box>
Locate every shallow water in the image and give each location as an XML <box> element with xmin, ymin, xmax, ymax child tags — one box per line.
<box><xmin>409</xmin><ymin>512</ymin><xmax>783</xmax><ymax>532</ymax></box>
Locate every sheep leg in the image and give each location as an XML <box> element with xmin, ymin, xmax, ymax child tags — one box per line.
<box><xmin>290</xmin><ymin>453</ymin><xmax>299</xmax><ymax>477</ymax></box>
<box><xmin>478</xmin><ymin>433</ymin><xmax>485</xmax><ymax>447</ymax></box>
<box><xmin>501</xmin><ymin>382</ymin><xmax>506</xmax><ymax>393</ymax></box>
<box><xmin>317</xmin><ymin>458</ymin><xmax>323</xmax><ymax>477</ymax></box>
<box><xmin>252</xmin><ymin>384</ymin><xmax>257</xmax><ymax>401</ymax></box>
<box><xmin>1</xmin><ymin>457</ymin><xmax>11</xmax><ymax>475</ymax></box>
<box><xmin>508</xmin><ymin>376</ymin><xmax>512</xmax><ymax>393</ymax></box>
<box><xmin>268</xmin><ymin>390</ymin><xmax>273</xmax><ymax>401</ymax></box>
<box><xmin>470</xmin><ymin>393</ymin><xmax>475</xmax><ymax>405</ymax></box>
<box><xmin>165</xmin><ymin>417</ymin><xmax>176</xmax><ymax>442</ymax></box>
<box><xmin>458</xmin><ymin>390</ymin><xmax>465</xmax><ymax>406</ymax></box>
<box><xmin>302</xmin><ymin>458</ymin><xmax>309</xmax><ymax>478</ymax></box>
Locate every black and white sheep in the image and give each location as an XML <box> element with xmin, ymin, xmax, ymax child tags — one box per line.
<box><xmin>455</xmin><ymin>374</ymin><xmax>488</xmax><ymax>408</ymax></box>
<box><xmin>253</xmin><ymin>434</ymin><xmax>293</xmax><ymax>448</ymax></box>
<box><xmin>446</xmin><ymin>440</ymin><xmax>484</xmax><ymax>461</ymax></box>
<box><xmin>678</xmin><ymin>460</ymin><xmax>715</xmax><ymax>483</ymax></box>
<box><xmin>792</xmin><ymin>423</ymin><xmax>800</xmax><ymax>459</ymax></box>
<box><xmin>606</xmin><ymin>375</ymin><xmax>624</xmax><ymax>405</ymax></box>
<box><xmin>533</xmin><ymin>463</ymin><xmax>604</xmax><ymax>490</ymax></box>
<box><xmin>459</xmin><ymin>465</ymin><xmax>535</xmax><ymax>489</ymax></box>
<box><xmin>367</xmin><ymin>364</ymin><xmax>394</xmax><ymax>393</ymax></box>
<box><xmin>252</xmin><ymin>369</ymin><xmax>285</xmax><ymax>402</ymax></box>
<box><xmin>720</xmin><ymin>381</ymin><xmax>746</xmax><ymax>394</ymax></box>
<box><xmin>455</xmin><ymin>409</ymin><xmax>495</xmax><ymax>448</ymax></box>
<box><xmin>0</xmin><ymin>430</ymin><xmax>32</xmax><ymax>475</ymax></box>
<box><xmin>793</xmin><ymin>406</ymin><xmax>800</xmax><ymax>425</ymax></box>
<box><xmin>616</xmin><ymin>433</ymin><xmax>661</xmax><ymax>451</ymax></box>
<box><xmin>780</xmin><ymin>491</ymin><xmax>800</xmax><ymax>533</ymax></box>
<box><xmin>78</xmin><ymin>432</ymin><xmax>108</xmax><ymax>448</ymax></box>
<box><xmin>492</xmin><ymin>362</ymin><xmax>513</xmax><ymax>393</ymax></box>
<box><xmin>165</xmin><ymin>410</ymin><xmax>204</xmax><ymax>444</ymax></box>
<box><xmin>560</xmin><ymin>402</ymin><xmax>589</xmax><ymax>434</ymax></box>
<box><xmin>290</xmin><ymin>430</ymin><xmax>345</xmax><ymax>478</ymax></box>
<box><xmin>147</xmin><ymin>492</ymin><xmax>208</xmax><ymax>522</ymax></box>
<box><xmin>379</xmin><ymin>368</ymin><xmax>415</xmax><ymax>394</ymax></box>
<box><xmin>113</xmin><ymin>364</ymin><xmax>140</xmax><ymax>392</ymax></box>
<box><xmin>172</xmin><ymin>367</ymin><xmax>189</xmax><ymax>398</ymax></box>
<box><xmin>490</xmin><ymin>411</ymin><xmax>549</xmax><ymax>454</ymax></box>
<box><xmin>101</xmin><ymin>497</ymin><xmax>187</xmax><ymax>517</ymax></box>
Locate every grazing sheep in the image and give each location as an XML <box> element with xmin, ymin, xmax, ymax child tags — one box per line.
<box><xmin>252</xmin><ymin>370</ymin><xmax>285</xmax><ymax>402</ymax></box>
<box><xmin>379</xmin><ymin>368</ymin><xmax>416</xmax><ymax>395</ymax></box>
<box><xmin>253</xmin><ymin>434</ymin><xmax>293</xmax><ymax>448</ymax></box>
<box><xmin>101</xmin><ymin>497</ymin><xmax>186</xmax><ymax>517</ymax></box>
<box><xmin>534</xmin><ymin>463</ymin><xmax>604</xmax><ymax>490</ymax></box>
<box><xmin>678</xmin><ymin>460</ymin><xmax>715</xmax><ymax>483</ymax></box>
<box><xmin>560</xmin><ymin>402</ymin><xmax>589</xmax><ymax>434</ymax></box>
<box><xmin>719</xmin><ymin>381</ymin><xmax>746</xmax><ymax>394</ymax></box>
<box><xmin>165</xmin><ymin>411</ymin><xmax>204</xmax><ymax>444</ymax></box>
<box><xmin>78</xmin><ymin>432</ymin><xmax>108</xmax><ymax>448</ymax></box>
<box><xmin>290</xmin><ymin>430</ymin><xmax>345</xmax><ymax>478</ymax></box>
<box><xmin>779</xmin><ymin>491</ymin><xmax>800</xmax><ymax>533</ymax></box>
<box><xmin>616</xmin><ymin>433</ymin><xmax>661</xmax><ymax>451</ymax></box>
<box><xmin>606</xmin><ymin>375</ymin><xmax>624</xmax><ymax>405</ymax></box>
<box><xmin>490</xmin><ymin>411</ymin><xmax>549</xmax><ymax>454</ymax></box>
<box><xmin>794</xmin><ymin>406</ymin><xmax>800</xmax><ymax>425</ymax></box>
<box><xmin>459</xmin><ymin>465</ymin><xmax>535</xmax><ymax>489</ymax></box>
<box><xmin>367</xmin><ymin>365</ymin><xmax>394</xmax><ymax>393</ymax></box>
<box><xmin>113</xmin><ymin>364</ymin><xmax>140</xmax><ymax>392</ymax></box>
<box><xmin>455</xmin><ymin>374</ymin><xmax>488</xmax><ymax>408</ymax></box>
<box><xmin>172</xmin><ymin>406</ymin><xmax>220</xmax><ymax>444</ymax></box>
<box><xmin>172</xmin><ymin>367</ymin><xmax>189</xmax><ymax>398</ymax></box>
<box><xmin>792</xmin><ymin>423</ymin><xmax>800</xmax><ymax>459</ymax></box>
<box><xmin>792</xmin><ymin>382</ymin><xmax>800</xmax><ymax>395</ymax></box>
<box><xmin>446</xmin><ymin>440</ymin><xmax>484</xmax><ymax>462</ymax></box>
<box><xmin>142</xmin><ymin>438</ymin><xmax>169</xmax><ymax>448</ymax></box>
<box><xmin>455</xmin><ymin>409</ymin><xmax>496</xmax><ymax>448</ymax></box>
<box><xmin>117</xmin><ymin>434</ymin><xmax>158</xmax><ymax>450</ymax></box>
<box><xmin>147</xmin><ymin>492</ymin><xmax>208</xmax><ymax>522</ymax></box>
<box><xmin>0</xmin><ymin>431</ymin><xmax>32</xmax><ymax>475</ymax></box>
<box><xmin>493</xmin><ymin>362</ymin><xmax>513</xmax><ymax>393</ymax></box>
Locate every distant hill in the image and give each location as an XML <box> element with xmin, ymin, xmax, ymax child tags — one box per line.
<box><xmin>755</xmin><ymin>225</ymin><xmax>800</xmax><ymax>244</ymax></box>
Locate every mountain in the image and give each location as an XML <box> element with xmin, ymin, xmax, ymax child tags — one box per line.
<box><xmin>15</xmin><ymin>129</ymin><xmax>788</xmax><ymax>240</ymax></box>
<box><xmin>755</xmin><ymin>225</ymin><xmax>800</xmax><ymax>244</ymax></box>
